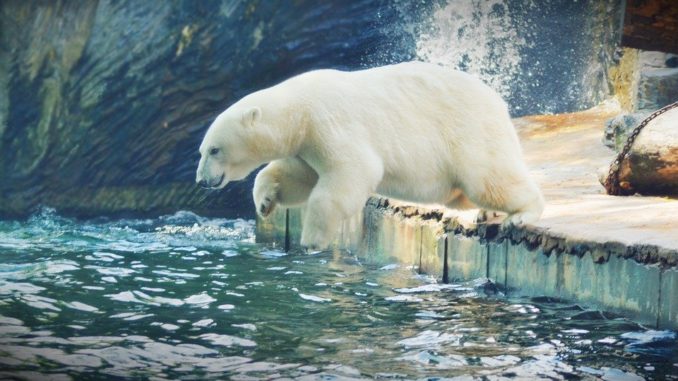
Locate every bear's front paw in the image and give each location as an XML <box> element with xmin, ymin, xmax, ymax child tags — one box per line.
<box><xmin>257</xmin><ymin>196</ymin><xmax>277</xmax><ymax>218</ymax></box>
<box><xmin>253</xmin><ymin>181</ymin><xmax>279</xmax><ymax>218</ymax></box>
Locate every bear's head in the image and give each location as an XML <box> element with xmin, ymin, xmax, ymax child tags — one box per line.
<box><xmin>196</xmin><ymin>106</ymin><xmax>264</xmax><ymax>189</ymax></box>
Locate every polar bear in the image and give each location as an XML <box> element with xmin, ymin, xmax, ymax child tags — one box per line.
<box><xmin>196</xmin><ymin>61</ymin><xmax>544</xmax><ymax>249</ymax></box>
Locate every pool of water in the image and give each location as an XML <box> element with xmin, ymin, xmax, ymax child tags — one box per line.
<box><xmin>0</xmin><ymin>208</ymin><xmax>676</xmax><ymax>380</ymax></box>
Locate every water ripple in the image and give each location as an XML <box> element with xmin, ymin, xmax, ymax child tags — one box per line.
<box><xmin>0</xmin><ymin>210</ymin><xmax>673</xmax><ymax>379</ymax></box>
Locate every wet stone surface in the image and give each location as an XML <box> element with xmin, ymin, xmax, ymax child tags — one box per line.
<box><xmin>0</xmin><ymin>209</ymin><xmax>676</xmax><ymax>380</ymax></box>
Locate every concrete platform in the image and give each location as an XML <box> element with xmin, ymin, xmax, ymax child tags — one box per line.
<box><xmin>256</xmin><ymin>104</ymin><xmax>678</xmax><ymax>329</ymax></box>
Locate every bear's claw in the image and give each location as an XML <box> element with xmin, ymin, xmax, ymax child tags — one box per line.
<box><xmin>475</xmin><ymin>210</ymin><xmax>505</xmax><ymax>224</ymax></box>
<box><xmin>501</xmin><ymin>211</ymin><xmax>540</xmax><ymax>228</ymax></box>
<box><xmin>257</xmin><ymin>196</ymin><xmax>276</xmax><ymax>218</ymax></box>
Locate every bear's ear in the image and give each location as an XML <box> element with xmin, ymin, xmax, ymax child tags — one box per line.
<box><xmin>241</xmin><ymin>107</ymin><xmax>261</xmax><ymax>128</ymax></box>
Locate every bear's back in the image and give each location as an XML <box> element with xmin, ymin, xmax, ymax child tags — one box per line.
<box><xmin>278</xmin><ymin>62</ymin><xmax>507</xmax><ymax>114</ymax></box>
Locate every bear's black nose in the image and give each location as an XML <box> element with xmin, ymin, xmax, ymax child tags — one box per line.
<box><xmin>197</xmin><ymin>179</ymin><xmax>208</xmax><ymax>188</ymax></box>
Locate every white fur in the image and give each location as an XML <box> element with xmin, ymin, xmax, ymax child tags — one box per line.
<box><xmin>253</xmin><ymin>158</ymin><xmax>317</xmax><ymax>217</ymax></box>
<box><xmin>197</xmin><ymin>62</ymin><xmax>544</xmax><ymax>248</ymax></box>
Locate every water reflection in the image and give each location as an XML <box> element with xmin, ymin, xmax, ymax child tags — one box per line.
<box><xmin>0</xmin><ymin>208</ymin><xmax>675</xmax><ymax>380</ymax></box>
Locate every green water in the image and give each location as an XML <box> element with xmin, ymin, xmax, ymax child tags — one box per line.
<box><xmin>0</xmin><ymin>209</ymin><xmax>676</xmax><ymax>380</ymax></box>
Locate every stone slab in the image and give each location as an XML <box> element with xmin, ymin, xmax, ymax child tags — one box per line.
<box><xmin>660</xmin><ymin>267</ymin><xmax>678</xmax><ymax>329</ymax></box>
<box><xmin>558</xmin><ymin>252</ymin><xmax>661</xmax><ymax>326</ymax></box>
<box><xmin>506</xmin><ymin>245</ymin><xmax>559</xmax><ymax>297</ymax></box>
<box><xmin>360</xmin><ymin>206</ymin><xmax>421</xmax><ymax>267</ymax></box>
<box><xmin>487</xmin><ymin>241</ymin><xmax>508</xmax><ymax>291</ymax></box>
<box><xmin>418</xmin><ymin>222</ymin><xmax>445</xmax><ymax>277</ymax></box>
<box><xmin>446</xmin><ymin>235</ymin><xmax>487</xmax><ymax>283</ymax></box>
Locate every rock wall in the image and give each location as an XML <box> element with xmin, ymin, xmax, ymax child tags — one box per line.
<box><xmin>0</xmin><ymin>0</ymin><xmax>426</xmax><ymax>218</ymax></box>
<box><xmin>0</xmin><ymin>0</ymin><xmax>625</xmax><ymax>218</ymax></box>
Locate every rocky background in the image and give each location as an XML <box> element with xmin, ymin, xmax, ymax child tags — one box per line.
<box><xmin>603</xmin><ymin>51</ymin><xmax>678</xmax><ymax>196</ymax></box>
<box><xmin>0</xmin><ymin>0</ymin><xmax>623</xmax><ymax>219</ymax></box>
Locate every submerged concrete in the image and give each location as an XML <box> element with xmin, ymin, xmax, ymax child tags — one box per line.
<box><xmin>256</xmin><ymin>104</ymin><xmax>678</xmax><ymax>329</ymax></box>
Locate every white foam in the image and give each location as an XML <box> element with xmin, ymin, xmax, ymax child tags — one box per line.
<box><xmin>600</xmin><ymin>367</ymin><xmax>644</xmax><ymax>381</ymax></box>
<box><xmin>192</xmin><ymin>319</ymin><xmax>214</xmax><ymax>327</ymax></box>
<box><xmin>416</xmin><ymin>0</ymin><xmax>527</xmax><ymax>99</ymax></box>
<box><xmin>562</xmin><ymin>329</ymin><xmax>589</xmax><ymax>335</ymax></box>
<box><xmin>394</xmin><ymin>284</ymin><xmax>458</xmax><ymax>293</ymax></box>
<box><xmin>199</xmin><ymin>333</ymin><xmax>256</xmax><ymax>347</ymax></box>
<box><xmin>232</xmin><ymin>323</ymin><xmax>256</xmax><ymax>331</ymax></box>
<box><xmin>94</xmin><ymin>267</ymin><xmax>135</xmax><ymax>277</ymax></box>
<box><xmin>621</xmin><ymin>330</ymin><xmax>677</xmax><ymax>344</ymax></box>
<box><xmin>63</xmin><ymin>301</ymin><xmax>99</xmax><ymax>313</ymax></box>
<box><xmin>379</xmin><ymin>264</ymin><xmax>399</xmax><ymax>271</ymax></box>
<box><xmin>184</xmin><ymin>293</ymin><xmax>216</xmax><ymax>306</ymax></box>
<box><xmin>299</xmin><ymin>293</ymin><xmax>331</xmax><ymax>303</ymax></box>
<box><xmin>152</xmin><ymin>270</ymin><xmax>200</xmax><ymax>279</ymax></box>
<box><xmin>398</xmin><ymin>330</ymin><xmax>462</xmax><ymax>347</ymax></box>
<box><xmin>385</xmin><ymin>295</ymin><xmax>423</xmax><ymax>303</ymax></box>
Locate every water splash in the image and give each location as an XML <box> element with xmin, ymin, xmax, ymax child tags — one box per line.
<box><xmin>372</xmin><ymin>0</ymin><xmax>623</xmax><ymax>116</ymax></box>
<box><xmin>416</xmin><ymin>0</ymin><xmax>527</xmax><ymax>100</ymax></box>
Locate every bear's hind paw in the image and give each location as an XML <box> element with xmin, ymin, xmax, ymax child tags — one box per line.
<box><xmin>475</xmin><ymin>209</ymin><xmax>502</xmax><ymax>224</ymax></box>
<box><xmin>501</xmin><ymin>211</ymin><xmax>540</xmax><ymax>228</ymax></box>
<box><xmin>300</xmin><ymin>230</ymin><xmax>332</xmax><ymax>252</ymax></box>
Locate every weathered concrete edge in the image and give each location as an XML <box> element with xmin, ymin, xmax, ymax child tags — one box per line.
<box><xmin>255</xmin><ymin>197</ymin><xmax>678</xmax><ymax>329</ymax></box>
<box><xmin>369</xmin><ymin>197</ymin><xmax>678</xmax><ymax>268</ymax></box>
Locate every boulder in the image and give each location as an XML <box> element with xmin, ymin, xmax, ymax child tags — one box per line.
<box><xmin>607</xmin><ymin>105</ymin><xmax>678</xmax><ymax>196</ymax></box>
<box><xmin>603</xmin><ymin>111</ymin><xmax>650</xmax><ymax>151</ymax></box>
<box><xmin>0</xmin><ymin>0</ymin><xmax>429</xmax><ymax>218</ymax></box>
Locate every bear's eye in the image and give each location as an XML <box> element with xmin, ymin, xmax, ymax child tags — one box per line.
<box><xmin>209</xmin><ymin>147</ymin><xmax>219</xmax><ymax>156</ymax></box>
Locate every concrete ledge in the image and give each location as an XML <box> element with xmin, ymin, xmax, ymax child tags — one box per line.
<box><xmin>257</xmin><ymin>198</ymin><xmax>677</xmax><ymax>329</ymax></box>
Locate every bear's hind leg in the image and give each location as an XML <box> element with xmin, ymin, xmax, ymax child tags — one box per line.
<box><xmin>445</xmin><ymin>189</ymin><xmax>502</xmax><ymax>223</ymax></box>
<box><xmin>444</xmin><ymin>189</ymin><xmax>476</xmax><ymax>210</ymax></box>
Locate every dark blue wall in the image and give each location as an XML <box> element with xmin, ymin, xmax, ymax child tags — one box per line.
<box><xmin>0</xmin><ymin>0</ymin><xmax>622</xmax><ymax>218</ymax></box>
